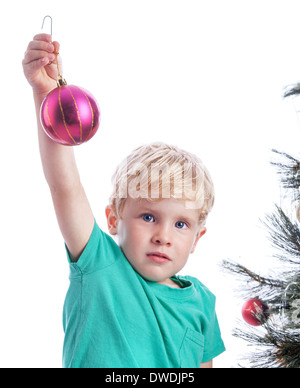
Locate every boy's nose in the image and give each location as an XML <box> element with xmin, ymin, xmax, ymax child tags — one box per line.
<box><xmin>151</xmin><ymin>227</ymin><xmax>172</xmax><ymax>246</ymax></box>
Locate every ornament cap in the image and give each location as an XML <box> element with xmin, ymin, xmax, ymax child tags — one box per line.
<box><xmin>57</xmin><ymin>76</ymin><xmax>67</xmax><ymax>87</ymax></box>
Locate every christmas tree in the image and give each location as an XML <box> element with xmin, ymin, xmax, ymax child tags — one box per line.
<box><xmin>222</xmin><ymin>85</ymin><xmax>300</xmax><ymax>368</ymax></box>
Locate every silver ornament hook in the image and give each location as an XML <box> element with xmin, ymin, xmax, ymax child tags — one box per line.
<box><xmin>41</xmin><ymin>15</ymin><xmax>53</xmax><ymax>37</ymax></box>
<box><xmin>41</xmin><ymin>15</ymin><xmax>60</xmax><ymax>70</ymax></box>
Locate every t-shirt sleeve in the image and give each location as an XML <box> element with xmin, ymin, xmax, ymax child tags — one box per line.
<box><xmin>65</xmin><ymin>219</ymin><xmax>124</xmax><ymax>275</ymax></box>
<box><xmin>202</xmin><ymin>307</ymin><xmax>226</xmax><ymax>363</ymax></box>
<box><xmin>188</xmin><ymin>277</ymin><xmax>226</xmax><ymax>363</ymax></box>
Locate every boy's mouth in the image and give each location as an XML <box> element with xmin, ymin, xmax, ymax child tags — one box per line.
<box><xmin>146</xmin><ymin>252</ymin><xmax>171</xmax><ymax>263</ymax></box>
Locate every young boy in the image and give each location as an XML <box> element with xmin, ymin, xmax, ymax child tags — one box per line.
<box><xmin>23</xmin><ymin>34</ymin><xmax>225</xmax><ymax>368</ymax></box>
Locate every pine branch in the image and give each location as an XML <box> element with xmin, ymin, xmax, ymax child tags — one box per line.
<box><xmin>233</xmin><ymin>319</ymin><xmax>300</xmax><ymax>368</ymax></box>
<box><xmin>283</xmin><ymin>83</ymin><xmax>300</xmax><ymax>98</ymax></box>
<box><xmin>222</xmin><ymin>260</ymin><xmax>283</xmax><ymax>288</ymax></box>
<box><xmin>276</xmin><ymin>338</ymin><xmax>300</xmax><ymax>369</ymax></box>
<box><xmin>271</xmin><ymin>149</ymin><xmax>300</xmax><ymax>195</ymax></box>
<box><xmin>262</xmin><ymin>205</ymin><xmax>300</xmax><ymax>265</ymax></box>
<box><xmin>221</xmin><ymin>260</ymin><xmax>285</xmax><ymax>302</ymax></box>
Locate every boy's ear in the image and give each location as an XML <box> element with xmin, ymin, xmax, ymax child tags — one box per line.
<box><xmin>105</xmin><ymin>205</ymin><xmax>118</xmax><ymax>235</ymax></box>
<box><xmin>190</xmin><ymin>227</ymin><xmax>206</xmax><ymax>254</ymax></box>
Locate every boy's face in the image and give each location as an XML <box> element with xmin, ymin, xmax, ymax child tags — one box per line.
<box><xmin>106</xmin><ymin>197</ymin><xmax>206</xmax><ymax>287</ymax></box>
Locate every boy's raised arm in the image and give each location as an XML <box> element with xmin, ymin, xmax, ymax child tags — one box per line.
<box><xmin>23</xmin><ymin>34</ymin><xmax>94</xmax><ymax>261</ymax></box>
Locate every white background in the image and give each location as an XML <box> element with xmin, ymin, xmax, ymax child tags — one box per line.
<box><xmin>1</xmin><ymin>0</ymin><xmax>300</xmax><ymax>368</ymax></box>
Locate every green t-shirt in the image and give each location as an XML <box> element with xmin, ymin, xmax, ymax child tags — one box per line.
<box><xmin>62</xmin><ymin>220</ymin><xmax>225</xmax><ymax>368</ymax></box>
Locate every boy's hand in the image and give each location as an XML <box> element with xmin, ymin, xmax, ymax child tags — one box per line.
<box><xmin>22</xmin><ymin>34</ymin><xmax>61</xmax><ymax>96</ymax></box>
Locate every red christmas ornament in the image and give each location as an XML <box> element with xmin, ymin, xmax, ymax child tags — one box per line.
<box><xmin>241</xmin><ymin>298</ymin><xmax>270</xmax><ymax>326</ymax></box>
<box><xmin>40</xmin><ymin>84</ymin><xmax>100</xmax><ymax>146</ymax></box>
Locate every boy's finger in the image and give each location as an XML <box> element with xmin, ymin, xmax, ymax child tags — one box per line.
<box><xmin>23</xmin><ymin>50</ymin><xmax>55</xmax><ymax>65</ymax></box>
<box><xmin>27</xmin><ymin>40</ymin><xmax>55</xmax><ymax>53</ymax></box>
<box><xmin>23</xmin><ymin>56</ymin><xmax>51</xmax><ymax>74</ymax></box>
<box><xmin>51</xmin><ymin>41</ymin><xmax>60</xmax><ymax>54</ymax></box>
<box><xmin>33</xmin><ymin>33</ymin><xmax>52</xmax><ymax>43</ymax></box>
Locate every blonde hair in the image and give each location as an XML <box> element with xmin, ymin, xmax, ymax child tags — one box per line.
<box><xmin>109</xmin><ymin>142</ymin><xmax>215</xmax><ymax>224</ymax></box>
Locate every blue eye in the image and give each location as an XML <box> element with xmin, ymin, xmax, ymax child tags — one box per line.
<box><xmin>142</xmin><ymin>214</ymin><xmax>155</xmax><ymax>223</ymax></box>
<box><xmin>175</xmin><ymin>221</ymin><xmax>187</xmax><ymax>229</ymax></box>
